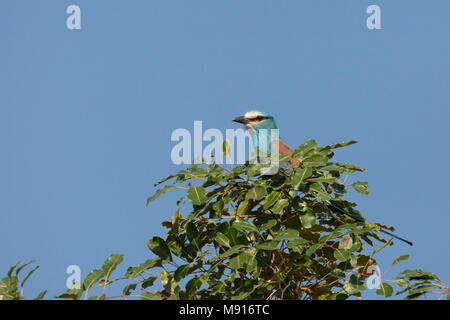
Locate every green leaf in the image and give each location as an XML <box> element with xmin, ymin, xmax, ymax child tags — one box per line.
<box><xmin>262</xmin><ymin>191</ymin><xmax>281</xmax><ymax>210</ymax></box>
<box><xmin>174</xmin><ymin>264</ymin><xmax>191</xmax><ymax>282</ymax></box>
<box><xmin>122</xmin><ymin>283</ymin><xmax>137</xmax><ymax>295</ymax></box>
<box><xmin>54</xmin><ymin>286</ymin><xmax>83</xmax><ymax>300</ymax></box>
<box><xmin>300</xmin><ymin>213</ymin><xmax>316</xmax><ymax>229</ymax></box>
<box><xmin>256</xmin><ymin>240</ymin><xmax>279</xmax><ymax>250</ymax></box>
<box><xmin>147</xmin><ymin>237</ymin><xmax>172</xmax><ymax>262</ymax></box>
<box><xmin>229</xmin><ymin>248</ymin><xmax>257</xmax><ymax>272</ymax></box>
<box><xmin>307</xmin><ymin>177</ymin><xmax>338</xmax><ymax>184</ymax></box>
<box><xmin>225</xmin><ymin>227</ymin><xmax>247</xmax><ymax>247</ymax></box>
<box><xmin>292</xmin><ymin>197</ymin><xmax>306</xmax><ymax>212</ymax></box>
<box><xmin>219</xmin><ymin>245</ymin><xmax>246</xmax><ymax>258</ymax></box>
<box><xmin>7</xmin><ymin>261</ymin><xmax>21</xmax><ymax>278</ymax></box>
<box><xmin>390</xmin><ymin>254</ymin><xmax>410</xmax><ymax>268</ymax></box>
<box><xmin>15</xmin><ymin>260</ymin><xmax>35</xmax><ymax>277</ymax></box>
<box><xmin>213</xmin><ymin>199</ymin><xmax>224</xmax><ymax>213</ymax></box>
<box><xmin>20</xmin><ymin>265</ymin><xmax>39</xmax><ymax>294</ymax></box>
<box><xmin>139</xmin><ymin>292</ymin><xmax>163</xmax><ymax>300</ymax></box>
<box><xmin>260</xmin><ymin>219</ymin><xmax>278</xmax><ymax>232</ymax></box>
<box><xmin>314</xmin><ymin>191</ymin><xmax>331</xmax><ymax>201</ymax></box>
<box><xmin>242</xmin><ymin>249</ymin><xmax>257</xmax><ymax>273</ymax></box>
<box><xmin>287</xmin><ymin>238</ymin><xmax>308</xmax><ymax>249</ymax></box>
<box><xmin>270</xmin><ymin>199</ymin><xmax>289</xmax><ymax>214</ymax></box>
<box><xmin>320</xmin><ymin>140</ymin><xmax>358</xmax><ymax>150</ymax></box>
<box><xmin>126</xmin><ymin>258</ymin><xmax>161</xmax><ymax>279</ymax></box>
<box><xmin>232</xmin><ymin>281</ymin><xmax>259</xmax><ymax>300</ymax></box>
<box><xmin>371</xmin><ymin>239</ymin><xmax>393</xmax><ymax>256</ymax></box>
<box><xmin>405</xmin><ymin>292</ymin><xmax>428</xmax><ymax>300</ymax></box>
<box><xmin>292</xmin><ymin>139</ymin><xmax>318</xmax><ymax>158</ymax></box>
<box><xmin>185</xmin><ymin>222</ymin><xmax>199</xmax><ymax>243</ymax></box>
<box><xmin>334</xmin><ymin>249</ymin><xmax>350</xmax><ymax>262</ymax></box>
<box><xmin>302</xmin><ymin>154</ymin><xmax>329</xmax><ymax>167</ymax></box>
<box><xmin>343</xmin><ymin>274</ymin><xmax>365</xmax><ymax>295</ymax></box>
<box><xmin>247</xmin><ymin>163</ymin><xmax>265</xmax><ymax>177</ymax></box>
<box><xmin>393</xmin><ymin>279</ymin><xmax>410</xmax><ymax>288</ymax></box>
<box><xmin>307</xmin><ymin>183</ymin><xmax>322</xmax><ymax>193</ymax></box>
<box><xmin>101</xmin><ymin>254</ymin><xmax>124</xmax><ymax>280</ymax></box>
<box><xmin>141</xmin><ymin>277</ymin><xmax>157</xmax><ymax>289</ymax></box>
<box><xmin>376</xmin><ymin>283</ymin><xmax>394</xmax><ymax>298</ymax></box>
<box><xmin>352</xmin><ymin>181</ymin><xmax>369</xmax><ymax>196</ymax></box>
<box><xmin>246</xmin><ymin>185</ymin><xmax>266</xmax><ymax>201</ymax></box>
<box><xmin>306</xmin><ymin>243</ymin><xmax>322</xmax><ymax>256</ymax></box>
<box><xmin>236</xmin><ymin>200</ymin><xmax>250</xmax><ymax>216</ymax></box>
<box><xmin>147</xmin><ymin>185</ymin><xmax>177</xmax><ymax>205</ymax></box>
<box><xmin>331</xmin><ymin>162</ymin><xmax>365</xmax><ymax>173</ymax></box>
<box><xmin>34</xmin><ymin>291</ymin><xmax>47</xmax><ymax>300</ymax></box>
<box><xmin>291</xmin><ymin>168</ymin><xmax>313</xmax><ymax>190</ymax></box>
<box><xmin>399</xmin><ymin>269</ymin><xmax>439</xmax><ymax>281</ymax></box>
<box><xmin>185</xmin><ymin>277</ymin><xmax>202</xmax><ymax>297</ymax></box>
<box><xmin>83</xmin><ymin>269</ymin><xmax>103</xmax><ymax>297</ymax></box>
<box><xmin>187</xmin><ymin>187</ymin><xmax>207</xmax><ymax>206</ymax></box>
<box><xmin>232</xmin><ymin>220</ymin><xmax>259</xmax><ymax>233</ymax></box>
<box><xmin>185</xmin><ymin>166</ymin><xmax>209</xmax><ymax>180</ymax></box>
<box><xmin>229</xmin><ymin>253</ymin><xmax>246</xmax><ymax>270</ymax></box>
<box><xmin>160</xmin><ymin>270</ymin><xmax>170</xmax><ymax>286</ymax></box>
<box><xmin>274</xmin><ymin>229</ymin><xmax>300</xmax><ymax>241</ymax></box>
<box><xmin>350</xmin><ymin>255</ymin><xmax>358</xmax><ymax>267</ymax></box>
<box><xmin>215</xmin><ymin>232</ymin><xmax>231</xmax><ymax>248</ymax></box>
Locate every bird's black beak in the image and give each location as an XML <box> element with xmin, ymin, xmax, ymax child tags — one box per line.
<box><xmin>232</xmin><ymin>116</ymin><xmax>249</xmax><ymax>124</ymax></box>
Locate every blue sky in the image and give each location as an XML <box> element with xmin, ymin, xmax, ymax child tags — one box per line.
<box><xmin>1</xmin><ymin>0</ymin><xmax>449</xmax><ymax>299</ymax></box>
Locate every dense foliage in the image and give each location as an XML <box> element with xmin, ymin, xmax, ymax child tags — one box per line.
<box><xmin>1</xmin><ymin>140</ymin><xmax>448</xmax><ymax>300</ymax></box>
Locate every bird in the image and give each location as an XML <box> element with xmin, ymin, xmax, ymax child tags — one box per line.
<box><xmin>233</xmin><ymin>110</ymin><xmax>413</xmax><ymax>246</ymax></box>
<box><xmin>232</xmin><ymin>110</ymin><xmax>301</xmax><ymax>170</ymax></box>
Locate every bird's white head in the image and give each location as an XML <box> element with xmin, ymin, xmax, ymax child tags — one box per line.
<box><xmin>232</xmin><ymin>110</ymin><xmax>277</xmax><ymax>130</ymax></box>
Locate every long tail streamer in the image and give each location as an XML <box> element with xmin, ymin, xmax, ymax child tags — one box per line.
<box><xmin>326</xmin><ymin>200</ymin><xmax>413</xmax><ymax>246</ymax></box>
